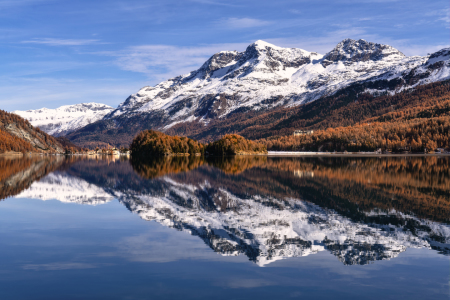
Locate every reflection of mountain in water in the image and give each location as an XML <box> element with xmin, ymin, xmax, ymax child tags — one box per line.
<box><xmin>0</xmin><ymin>156</ymin><xmax>65</xmax><ymax>200</ymax></box>
<box><xmin>5</xmin><ymin>156</ymin><xmax>450</xmax><ymax>265</ymax></box>
<box><xmin>16</xmin><ymin>172</ymin><xmax>114</xmax><ymax>205</ymax></box>
<box><xmin>115</xmin><ymin>179</ymin><xmax>450</xmax><ymax>266</ymax></box>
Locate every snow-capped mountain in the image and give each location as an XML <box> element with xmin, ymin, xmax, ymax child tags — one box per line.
<box><xmin>13</xmin><ymin>103</ymin><xmax>114</xmax><ymax>137</ymax></box>
<box><xmin>13</xmin><ymin>39</ymin><xmax>450</xmax><ymax>140</ymax></box>
<box><xmin>104</xmin><ymin>39</ymin><xmax>449</xmax><ymax>129</ymax></box>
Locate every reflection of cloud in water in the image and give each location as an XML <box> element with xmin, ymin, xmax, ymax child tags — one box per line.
<box><xmin>222</xmin><ymin>278</ymin><xmax>276</xmax><ymax>289</ymax></box>
<box><xmin>22</xmin><ymin>262</ymin><xmax>99</xmax><ymax>271</ymax></box>
<box><xmin>112</xmin><ymin>230</ymin><xmax>235</xmax><ymax>263</ymax></box>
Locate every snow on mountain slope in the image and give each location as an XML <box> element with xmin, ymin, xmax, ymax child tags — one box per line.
<box><xmin>15</xmin><ymin>172</ymin><xmax>114</xmax><ymax>205</ymax></box>
<box><xmin>103</xmin><ymin>39</ymin><xmax>449</xmax><ymax>130</ymax></box>
<box><xmin>13</xmin><ymin>103</ymin><xmax>114</xmax><ymax>137</ymax></box>
<box><xmin>14</xmin><ymin>40</ymin><xmax>450</xmax><ymax>137</ymax></box>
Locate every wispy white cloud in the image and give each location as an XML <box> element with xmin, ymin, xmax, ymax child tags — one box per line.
<box><xmin>96</xmin><ymin>25</ymin><xmax>449</xmax><ymax>87</ymax></box>
<box><xmin>99</xmin><ymin>42</ymin><xmax>248</xmax><ymax>83</ymax></box>
<box><xmin>266</xmin><ymin>28</ymin><xmax>369</xmax><ymax>54</ymax></box>
<box><xmin>22</xmin><ymin>262</ymin><xmax>98</xmax><ymax>271</ymax></box>
<box><xmin>266</xmin><ymin>27</ymin><xmax>449</xmax><ymax>56</ymax></box>
<box><xmin>106</xmin><ymin>229</ymin><xmax>237</xmax><ymax>263</ymax></box>
<box><xmin>220</xmin><ymin>17</ymin><xmax>273</xmax><ymax>29</ymax></box>
<box><xmin>189</xmin><ymin>0</ymin><xmax>241</xmax><ymax>7</ymax></box>
<box><xmin>0</xmin><ymin>0</ymin><xmax>48</xmax><ymax>7</ymax></box>
<box><xmin>22</xmin><ymin>38</ymin><xmax>101</xmax><ymax>46</ymax></box>
<box><xmin>219</xmin><ymin>278</ymin><xmax>277</xmax><ymax>289</ymax></box>
<box><xmin>0</xmin><ymin>76</ymin><xmax>142</xmax><ymax>111</ymax></box>
<box><xmin>423</xmin><ymin>8</ymin><xmax>450</xmax><ymax>28</ymax></box>
<box><xmin>439</xmin><ymin>8</ymin><xmax>450</xmax><ymax>27</ymax></box>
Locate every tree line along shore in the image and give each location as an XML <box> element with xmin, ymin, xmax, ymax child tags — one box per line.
<box><xmin>130</xmin><ymin>130</ymin><xmax>267</xmax><ymax>157</ymax></box>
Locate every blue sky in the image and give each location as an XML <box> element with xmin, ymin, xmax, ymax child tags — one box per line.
<box><xmin>0</xmin><ymin>0</ymin><xmax>448</xmax><ymax>111</ymax></box>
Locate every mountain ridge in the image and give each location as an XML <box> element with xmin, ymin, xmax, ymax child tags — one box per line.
<box><xmin>11</xmin><ymin>39</ymin><xmax>450</xmax><ymax>147</ymax></box>
<box><xmin>13</xmin><ymin>102</ymin><xmax>114</xmax><ymax>137</ymax></box>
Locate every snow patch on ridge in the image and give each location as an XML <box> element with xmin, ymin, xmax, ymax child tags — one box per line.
<box><xmin>13</xmin><ymin>103</ymin><xmax>114</xmax><ymax>137</ymax></box>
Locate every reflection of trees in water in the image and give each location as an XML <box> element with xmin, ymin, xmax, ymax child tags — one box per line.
<box><xmin>3</xmin><ymin>155</ymin><xmax>450</xmax><ymax>224</ymax></box>
<box><xmin>206</xmin><ymin>156</ymin><xmax>267</xmax><ymax>174</ymax></box>
<box><xmin>0</xmin><ymin>155</ymin><xmax>131</xmax><ymax>201</ymax></box>
<box><xmin>131</xmin><ymin>156</ymin><xmax>206</xmax><ymax>179</ymax></box>
<box><xmin>4</xmin><ymin>155</ymin><xmax>449</xmax><ymax>265</ymax></box>
<box><xmin>131</xmin><ymin>155</ymin><xmax>268</xmax><ymax>179</ymax></box>
<box><xmin>0</xmin><ymin>156</ymin><xmax>65</xmax><ymax>200</ymax></box>
<box><xmin>128</xmin><ymin>155</ymin><xmax>450</xmax><ymax>223</ymax></box>
<box><xmin>259</xmin><ymin>157</ymin><xmax>450</xmax><ymax>223</ymax></box>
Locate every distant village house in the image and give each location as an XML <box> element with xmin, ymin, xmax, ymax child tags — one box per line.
<box><xmin>293</xmin><ymin>130</ymin><xmax>314</xmax><ymax>136</ymax></box>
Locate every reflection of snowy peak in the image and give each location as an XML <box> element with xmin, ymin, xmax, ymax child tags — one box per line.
<box><xmin>103</xmin><ymin>39</ymin><xmax>449</xmax><ymax>130</ymax></box>
<box><xmin>13</xmin><ymin>163</ymin><xmax>450</xmax><ymax>266</ymax></box>
<box><xmin>13</xmin><ymin>103</ymin><xmax>114</xmax><ymax>136</ymax></box>
<box><xmin>15</xmin><ymin>173</ymin><xmax>114</xmax><ymax>205</ymax></box>
<box><xmin>116</xmin><ymin>177</ymin><xmax>450</xmax><ymax>266</ymax></box>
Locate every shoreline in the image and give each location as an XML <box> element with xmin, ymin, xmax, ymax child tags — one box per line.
<box><xmin>267</xmin><ymin>151</ymin><xmax>450</xmax><ymax>157</ymax></box>
<box><xmin>0</xmin><ymin>151</ymin><xmax>24</xmax><ymax>157</ymax></box>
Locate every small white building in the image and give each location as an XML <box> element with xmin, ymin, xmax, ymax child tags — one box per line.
<box><xmin>293</xmin><ymin>130</ymin><xmax>314</xmax><ymax>136</ymax></box>
<box><xmin>109</xmin><ymin>148</ymin><xmax>120</xmax><ymax>156</ymax></box>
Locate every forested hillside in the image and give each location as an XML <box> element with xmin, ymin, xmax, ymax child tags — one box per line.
<box><xmin>256</xmin><ymin>81</ymin><xmax>450</xmax><ymax>152</ymax></box>
<box><xmin>166</xmin><ymin>80</ymin><xmax>450</xmax><ymax>152</ymax></box>
<box><xmin>167</xmin><ymin>80</ymin><xmax>450</xmax><ymax>141</ymax></box>
<box><xmin>0</xmin><ymin>110</ymin><xmax>64</xmax><ymax>153</ymax></box>
<box><xmin>65</xmin><ymin>80</ymin><xmax>450</xmax><ymax>150</ymax></box>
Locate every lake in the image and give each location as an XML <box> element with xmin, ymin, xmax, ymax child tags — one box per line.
<box><xmin>0</xmin><ymin>155</ymin><xmax>449</xmax><ymax>299</ymax></box>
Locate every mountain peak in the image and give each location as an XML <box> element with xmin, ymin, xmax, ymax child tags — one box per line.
<box><xmin>198</xmin><ymin>50</ymin><xmax>241</xmax><ymax>78</ymax></box>
<box><xmin>251</xmin><ymin>40</ymin><xmax>279</xmax><ymax>49</ymax></box>
<box><xmin>427</xmin><ymin>48</ymin><xmax>450</xmax><ymax>65</ymax></box>
<box><xmin>324</xmin><ymin>38</ymin><xmax>405</xmax><ymax>62</ymax></box>
<box><xmin>244</xmin><ymin>40</ymin><xmax>285</xmax><ymax>57</ymax></box>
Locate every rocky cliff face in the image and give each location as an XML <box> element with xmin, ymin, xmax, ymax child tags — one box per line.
<box><xmin>323</xmin><ymin>39</ymin><xmax>405</xmax><ymax>63</ymax></box>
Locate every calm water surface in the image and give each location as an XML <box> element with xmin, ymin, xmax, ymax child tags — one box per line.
<box><xmin>0</xmin><ymin>155</ymin><xmax>449</xmax><ymax>299</ymax></box>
